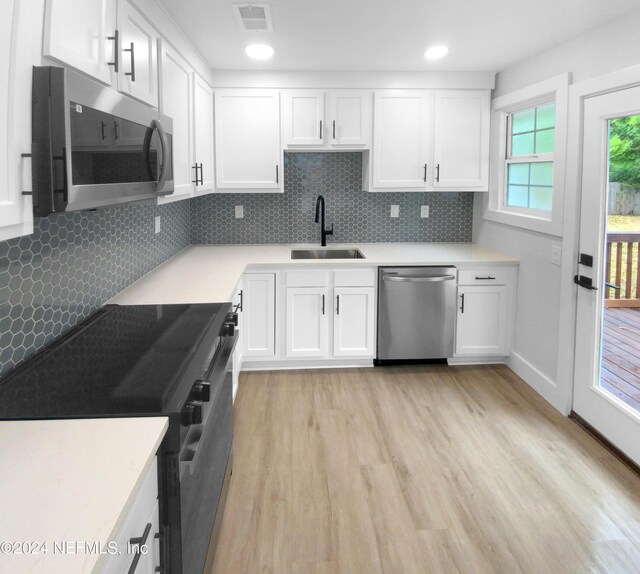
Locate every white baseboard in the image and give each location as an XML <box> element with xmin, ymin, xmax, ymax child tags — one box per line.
<box><xmin>507</xmin><ymin>351</ymin><xmax>563</xmax><ymax>412</ymax></box>
<box><xmin>241</xmin><ymin>358</ymin><xmax>374</xmax><ymax>371</ymax></box>
<box><xmin>448</xmin><ymin>356</ymin><xmax>507</xmax><ymax>366</ymax></box>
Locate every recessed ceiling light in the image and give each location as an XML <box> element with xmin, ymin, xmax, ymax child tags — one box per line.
<box><xmin>245</xmin><ymin>44</ymin><xmax>275</xmax><ymax>60</ymax></box>
<box><xmin>424</xmin><ymin>45</ymin><xmax>448</xmax><ymax>60</ymax></box>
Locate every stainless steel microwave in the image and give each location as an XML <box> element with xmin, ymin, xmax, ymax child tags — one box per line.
<box><xmin>30</xmin><ymin>66</ymin><xmax>174</xmax><ymax>216</ymax></box>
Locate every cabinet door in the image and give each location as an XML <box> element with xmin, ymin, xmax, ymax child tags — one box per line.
<box><xmin>117</xmin><ymin>0</ymin><xmax>158</xmax><ymax>107</ymax></box>
<box><xmin>456</xmin><ymin>285</ymin><xmax>508</xmax><ymax>356</ymax></box>
<box><xmin>433</xmin><ymin>90</ymin><xmax>489</xmax><ymax>190</ymax></box>
<box><xmin>0</xmin><ymin>0</ymin><xmax>35</xmax><ymax>241</ymax></box>
<box><xmin>215</xmin><ymin>90</ymin><xmax>281</xmax><ymax>190</ymax></box>
<box><xmin>285</xmin><ymin>288</ymin><xmax>329</xmax><ymax>358</ymax></box>
<box><xmin>373</xmin><ymin>91</ymin><xmax>433</xmax><ymax>189</ymax></box>
<box><xmin>242</xmin><ymin>274</ymin><xmax>276</xmax><ymax>357</ymax></box>
<box><xmin>158</xmin><ymin>40</ymin><xmax>193</xmax><ymax>203</ymax></box>
<box><xmin>333</xmin><ymin>287</ymin><xmax>375</xmax><ymax>357</ymax></box>
<box><xmin>328</xmin><ymin>91</ymin><xmax>371</xmax><ymax>147</ymax></box>
<box><xmin>43</xmin><ymin>0</ymin><xmax>117</xmax><ymax>86</ymax></box>
<box><xmin>283</xmin><ymin>90</ymin><xmax>324</xmax><ymax>146</ymax></box>
<box><xmin>193</xmin><ymin>73</ymin><xmax>215</xmax><ymax>195</ymax></box>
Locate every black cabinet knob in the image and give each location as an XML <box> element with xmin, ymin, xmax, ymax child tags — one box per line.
<box><xmin>221</xmin><ymin>322</ymin><xmax>235</xmax><ymax>336</ymax></box>
<box><xmin>181</xmin><ymin>403</ymin><xmax>194</xmax><ymax>426</ymax></box>
<box><xmin>191</xmin><ymin>401</ymin><xmax>203</xmax><ymax>425</ymax></box>
<box><xmin>192</xmin><ymin>380</ymin><xmax>210</xmax><ymax>402</ymax></box>
<box><xmin>226</xmin><ymin>312</ymin><xmax>238</xmax><ymax>326</ymax></box>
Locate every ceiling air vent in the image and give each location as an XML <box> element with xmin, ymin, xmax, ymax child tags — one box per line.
<box><xmin>232</xmin><ymin>3</ymin><xmax>273</xmax><ymax>32</ymax></box>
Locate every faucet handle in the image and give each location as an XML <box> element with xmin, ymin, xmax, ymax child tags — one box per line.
<box><xmin>326</xmin><ymin>224</ymin><xmax>334</xmax><ymax>236</ymax></box>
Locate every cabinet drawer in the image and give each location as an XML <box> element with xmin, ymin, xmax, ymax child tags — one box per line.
<box><xmin>334</xmin><ymin>269</ymin><xmax>376</xmax><ymax>287</ymax></box>
<box><xmin>457</xmin><ymin>268</ymin><xmax>510</xmax><ymax>285</ymax></box>
<box><xmin>286</xmin><ymin>270</ymin><xmax>330</xmax><ymax>287</ymax></box>
<box><xmin>102</xmin><ymin>457</ymin><xmax>159</xmax><ymax>573</ymax></box>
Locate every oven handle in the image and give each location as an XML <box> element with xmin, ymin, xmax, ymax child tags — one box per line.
<box><xmin>154</xmin><ymin>119</ymin><xmax>169</xmax><ymax>192</ymax></box>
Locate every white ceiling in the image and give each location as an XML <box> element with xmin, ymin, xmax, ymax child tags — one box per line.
<box><xmin>158</xmin><ymin>0</ymin><xmax>640</xmax><ymax>72</ymax></box>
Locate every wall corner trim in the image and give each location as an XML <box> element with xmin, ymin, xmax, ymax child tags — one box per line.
<box><xmin>507</xmin><ymin>351</ymin><xmax>566</xmax><ymax>414</ymax></box>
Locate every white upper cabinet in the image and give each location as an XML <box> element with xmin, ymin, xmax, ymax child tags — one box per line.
<box><xmin>433</xmin><ymin>90</ymin><xmax>489</xmax><ymax>190</ymax></box>
<box><xmin>215</xmin><ymin>90</ymin><xmax>281</xmax><ymax>191</ymax></box>
<box><xmin>283</xmin><ymin>90</ymin><xmax>324</xmax><ymax>146</ymax></box>
<box><xmin>43</xmin><ymin>0</ymin><xmax>158</xmax><ymax>107</ymax></box>
<box><xmin>158</xmin><ymin>39</ymin><xmax>193</xmax><ymax>203</ymax></box>
<box><xmin>0</xmin><ymin>0</ymin><xmax>36</xmax><ymax>241</ymax></box>
<box><xmin>117</xmin><ymin>0</ymin><xmax>158</xmax><ymax>107</ymax></box>
<box><xmin>328</xmin><ymin>91</ymin><xmax>371</xmax><ymax>147</ymax></box>
<box><xmin>372</xmin><ymin>90</ymin><xmax>433</xmax><ymax>189</ymax></box>
<box><xmin>192</xmin><ymin>73</ymin><xmax>215</xmax><ymax>195</ymax></box>
<box><xmin>283</xmin><ymin>89</ymin><xmax>371</xmax><ymax>150</ymax></box>
<box><xmin>43</xmin><ymin>0</ymin><xmax>117</xmax><ymax>86</ymax></box>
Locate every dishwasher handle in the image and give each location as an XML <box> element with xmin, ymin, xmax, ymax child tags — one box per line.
<box><xmin>382</xmin><ymin>274</ymin><xmax>456</xmax><ymax>283</ymax></box>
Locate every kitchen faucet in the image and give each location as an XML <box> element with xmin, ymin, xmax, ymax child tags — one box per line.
<box><xmin>314</xmin><ymin>195</ymin><xmax>334</xmax><ymax>247</ymax></box>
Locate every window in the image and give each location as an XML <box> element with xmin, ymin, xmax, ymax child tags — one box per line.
<box><xmin>505</xmin><ymin>103</ymin><xmax>555</xmax><ymax>212</ymax></box>
<box><xmin>483</xmin><ymin>74</ymin><xmax>569</xmax><ymax>237</ymax></box>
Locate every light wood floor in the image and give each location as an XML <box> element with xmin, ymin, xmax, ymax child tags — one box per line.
<box><xmin>210</xmin><ymin>365</ymin><xmax>640</xmax><ymax>574</ymax></box>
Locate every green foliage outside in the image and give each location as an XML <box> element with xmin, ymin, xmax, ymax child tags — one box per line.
<box><xmin>609</xmin><ymin>115</ymin><xmax>640</xmax><ymax>185</ymax></box>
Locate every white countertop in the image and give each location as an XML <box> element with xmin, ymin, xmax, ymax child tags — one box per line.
<box><xmin>0</xmin><ymin>417</ymin><xmax>168</xmax><ymax>573</ymax></box>
<box><xmin>110</xmin><ymin>243</ymin><xmax>519</xmax><ymax>305</ymax></box>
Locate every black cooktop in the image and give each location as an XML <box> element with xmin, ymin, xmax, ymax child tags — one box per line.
<box><xmin>0</xmin><ymin>303</ymin><xmax>230</xmax><ymax>419</ymax></box>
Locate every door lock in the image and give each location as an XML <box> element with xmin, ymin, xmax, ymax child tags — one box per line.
<box><xmin>574</xmin><ymin>275</ymin><xmax>598</xmax><ymax>290</ymax></box>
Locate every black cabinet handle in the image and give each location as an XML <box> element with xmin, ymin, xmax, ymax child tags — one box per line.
<box><xmin>275</xmin><ymin>165</ymin><xmax>279</xmax><ymax>183</ymax></box>
<box><xmin>475</xmin><ymin>276</ymin><xmax>496</xmax><ymax>281</ymax></box>
<box><xmin>192</xmin><ymin>164</ymin><xmax>199</xmax><ymax>185</ymax></box>
<box><xmin>124</xmin><ymin>42</ymin><xmax>136</xmax><ymax>82</ymax></box>
<box><xmin>128</xmin><ymin>522</ymin><xmax>152</xmax><ymax>574</ymax></box>
<box><xmin>114</xmin><ymin>120</ymin><xmax>119</xmax><ymax>140</ymax></box>
<box><xmin>460</xmin><ymin>293</ymin><xmax>465</xmax><ymax>313</ymax></box>
<box><xmin>20</xmin><ymin>144</ymin><xmax>38</xmax><ymax>206</ymax></box>
<box><xmin>436</xmin><ymin>163</ymin><xmax>440</xmax><ymax>182</ymax></box>
<box><xmin>101</xmin><ymin>121</ymin><xmax>106</xmax><ymax>140</ymax></box>
<box><xmin>319</xmin><ymin>120</ymin><xmax>323</xmax><ymax>140</ymax></box>
<box><xmin>238</xmin><ymin>289</ymin><xmax>243</xmax><ymax>312</ymax></box>
<box><xmin>423</xmin><ymin>163</ymin><xmax>427</xmax><ymax>182</ymax></box>
<box><xmin>322</xmin><ymin>294</ymin><xmax>325</xmax><ymax>315</ymax></box>
<box><xmin>107</xmin><ymin>29</ymin><xmax>119</xmax><ymax>72</ymax></box>
<box><xmin>199</xmin><ymin>163</ymin><xmax>204</xmax><ymax>185</ymax></box>
<box><xmin>336</xmin><ymin>294</ymin><xmax>340</xmax><ymax>315</ymax></box>
<box><xmin>332</xmin><ymin>120</ymin><xmax>336</xmax><ymax>139</ymax></box>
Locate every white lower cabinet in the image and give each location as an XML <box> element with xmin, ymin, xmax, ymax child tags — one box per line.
<box><xmin>333</xmin><ymin>287</ymin><xmax>375</xmax><ymax>357</ymax></box>
<box><xmin>102</xmin><ymin>457</ymin><xmax>160</xmax><ymax>573</ymax></box>
<box><xmin>241</xmin><ymin>273</ymin><xmax>276</xmax><ymax>358</ymax></box>
<box><xmin>455</xmin><ymin>267</ymin><xmax>515</xmax><ymax>357</ymax></box>
<box><xmin>285</xmin><ymin>287</ymin><xmax>329</xmax><ymax>358</ymax></box>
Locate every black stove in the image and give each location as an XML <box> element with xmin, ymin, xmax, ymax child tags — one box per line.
<box><xmin>0</xmin><ymin>303</ymin><xmax>238</xmax><ymax>574</ymax></box>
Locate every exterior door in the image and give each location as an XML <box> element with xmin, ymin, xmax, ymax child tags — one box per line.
<box><xmin>573</xmin><ymin>86</ymin><xmax>640</xmax><ymax>465</ymax></box>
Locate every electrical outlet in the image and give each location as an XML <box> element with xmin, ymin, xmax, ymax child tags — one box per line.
<box><xmin>235</xmin><ymin>205</ymin><xmax>244</xmax><ymax>219</ymax></box>
<box><xmin>390</xmin><ymin>205</ymin><xmax>400</xmax><ymax>218</ymax></box>
<box><xmin>154</xmin><ymin>216</ymin><xmax>161</xmax><ymax>234</ymax></box>
<box><xmin>420</xmin><ymin>205</ymin><xmax>429</xmax><ymax>218</ymax></box>
<box><xmin>551</xmin><ymin>245</ymin><xmax>562</xmax><ymax>266</ymax></box>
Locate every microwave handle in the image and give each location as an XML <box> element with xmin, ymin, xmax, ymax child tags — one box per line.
<box><xmin>154</xmin><ymin>119</ymin><xmax>169</xmax><ymax>192</ymax></box>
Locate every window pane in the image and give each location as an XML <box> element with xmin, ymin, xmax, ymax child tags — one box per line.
<box><xmin>536</xmin><ymin>104</ymin><xmax>555</xmax><ymax>130</ymax></box>
<box><xmin>530</xmin><ymin>186</ymin><xmax>552</xmax><ymax>211</ymax></box>
<box><xmin>530</xmin><ymin>162</ymin><xmax>553</xmax><ymax>186</ymax></box>
<box><xmin>512</xmin><ymin>109</ymin><xmax>535</xmax><ymax>134</ymax></box>
<box><xmin>512</xmin><ymin>133</ymin><xmax>534</xmax><ymax>155</ymax></box>
<box><xmin>507</xmin><ymin>185</ymin><xmax>529</xmax><ymax>208</ymax></box>
<box><xmin>535</xmin><ymin>128</ymin><xmax>554</xmax><ymax>153</ymax></box>
<box><xmin>507</xmin><ymin>163</ymin><xmax>530</xmax><ymax>185</ymax></box>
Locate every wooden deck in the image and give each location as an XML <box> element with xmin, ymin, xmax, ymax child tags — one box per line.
<box><xmin>602</xmin><ymin>307</ymin><xmax>640</xmax><ymax>412</ymax></box>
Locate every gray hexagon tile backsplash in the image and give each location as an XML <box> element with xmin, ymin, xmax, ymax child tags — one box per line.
<box><xmin>0</xmin><ymin>201</ymin><xmax>190</xmax><ymax>378</ymax></box>
<box><xmin>191</xmin><ymin>152</ymin><xmax>473</xmax><ymax>244</ymax></box>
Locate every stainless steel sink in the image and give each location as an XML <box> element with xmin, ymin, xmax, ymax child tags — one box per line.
<box><xmin>291</xmin><ymin>248</ymin><xmax>365</xmax><ymax>259</ymax></box>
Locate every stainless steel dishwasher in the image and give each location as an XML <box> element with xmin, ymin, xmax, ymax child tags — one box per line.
<box><xmin>376</xmin><ymin>266</ymin><xmax>456</xmax><ymax>363</ymax></box>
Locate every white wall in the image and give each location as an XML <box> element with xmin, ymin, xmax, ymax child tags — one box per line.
<box><xmin>474</xmin><ymin>8</ymin><xmax>640</xmax><ymax>411</ymax></box>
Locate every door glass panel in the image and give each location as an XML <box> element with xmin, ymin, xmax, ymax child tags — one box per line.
<box><xmin>69</xmin><ymin>102</ymin><xmax>159</xmax><ymax>185</ymax></box>
<box><xmin>600</xmin><ymin>113</ymin><xmax>640</xmax><ymax>414</ymax></box>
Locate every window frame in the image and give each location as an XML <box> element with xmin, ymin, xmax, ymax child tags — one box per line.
<box><xmin>483</xmin><ymin>74</ymin><xmax>569</xmax><ymax>236</ymax></box>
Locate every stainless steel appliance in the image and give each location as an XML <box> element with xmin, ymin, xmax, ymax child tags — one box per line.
<box><xmin>0</xmin><ymin>303</ymin><xmax>236</xmax><ymax>573</ymax></box>
<box><xmin>377</xmin><ymin>266</ymin><xmax>456</xmax><ymax>363</ymax></box>
<box><xmin>30</xmin><ymin>66</ymin><xmax>174</xmax><ymax>216</ymax></box>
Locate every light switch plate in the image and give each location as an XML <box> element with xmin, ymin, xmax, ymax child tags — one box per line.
<box><xmin>420</xmin><ymin>205</ymin><xmax>429</xmax><ymax>218</ymax></box>
<box><xmin>235</xmin><ymin>205</ymin><xmax>244</xmax><ymax>219</ymax></box>
<box><xmin>390</xmin><ymin>205</ymin><xmax>400</xmax><ymax>218</ymax></box>
<box><xmin>154</xmin><ymin>216</ymin><xmax>161</xmax><ymax>234</ymax></box>
<box><xmin>551</xmin><ymin>245</ymin><xmax>562</xmax><ymax>266</ymax></box>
